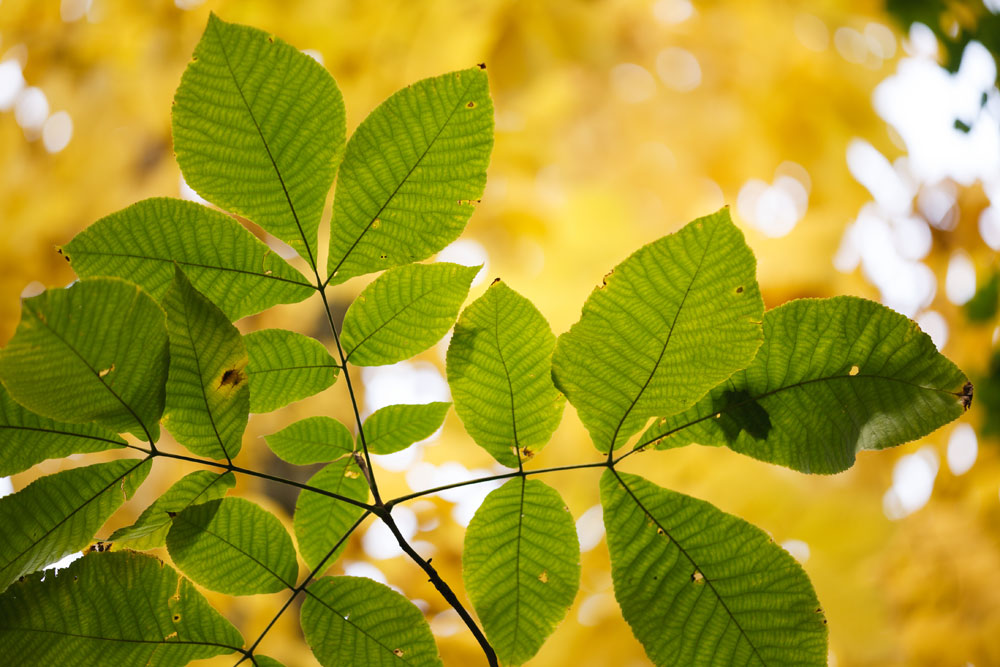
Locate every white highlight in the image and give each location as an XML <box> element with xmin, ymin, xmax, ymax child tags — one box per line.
<box><xmin>436</xmin><ymin>239</ymin><xmax>488</xmax><ymax>287</ymax></box>
<box><xmin>946</xmin><ymin>423</ymin><xmax>977</xmax><ymax>476</ymax></box>
<box><xmin>883</xmin><ymin>446</ymin><xmax>939</xmax><ymax>520</ymax></box>
<box><xmin>575</xmin><ymin>504</ymin><xmax>605</xmax><ymax>552</ymax></box>
<box><xmin>655</xmin><ymin>48</ymin><xmax>701</xmax><ymax>92</ymax></box>
<box><xmin>610</xmin><ymin>63</ymin><xmax>656</xmax><ymax>103</ymax></box>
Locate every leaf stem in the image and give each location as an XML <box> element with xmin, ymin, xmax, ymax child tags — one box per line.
<box><xmin>236</xmin><ymin>511</ymin><xmax>372</xmax><ymax>664</ymax></box>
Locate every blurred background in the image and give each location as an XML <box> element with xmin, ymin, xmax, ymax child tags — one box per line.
<box><xmin>1</xmin><ymin>1</ymin><xmax>998</xmax><ymax>665</ymax></box>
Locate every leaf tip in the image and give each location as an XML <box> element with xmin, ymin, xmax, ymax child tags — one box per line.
<box><xmin>960</xmin><ymin>381</ymin><xmax>973</xmax><ymax>410</ymax></box>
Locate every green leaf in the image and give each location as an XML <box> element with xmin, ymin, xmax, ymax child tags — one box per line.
<box><xmin>162</xmin><ymin>266</ymin><xmax>249</xmax><ymax>461</ymax></box>
<box><xmin>341</xmin><ymin>262</ymin><xmax>478</xmax><ymax>366</ymax></box>
<box><xmin>301</xmin><ymin>576</ymin><xmax>442</xmax><ymax>667</ymax></box>
<box><xmin>363</xmin><ymin>402</ymin><xmax>450</xmax><ymax>455</ymax></box>
<box><xmin>600</xmin><ymin>470</ymin><xmax>827</xmax><ymax>666</ymax></box>
<box><xmin>166</xmin><ymin>497</ymin><xmax>298</xmax><ymax>595</ymax></box>
<box><xmin>245</xmin><ymin>328</ymin><xmax>339</xmax><ymax>413</ymax></box>
<box><xmin>0</xmin><ymin>278</ymin><xmax>168</xmax><ymax>441</ymax></box>
<box><xmin>552</xmin><ymin>209</ymin><xmax>764</xmax><ymax>453</ymax></box>
<box><xmin>642</xmin><ymin>297</ymin><xmax>971</xmax><ymax>473</ymax></box>
<box><xmin>253</xmin><ymin>657</ymin><xmax>286</xmax><ymax>667</ymax></box>
<box><xmin>0</xmin><ymin>551</ymin><xmax>244</xmax><ymax>666</ymax></box>
<box><xmin>463</xmin><ymin>478</ymin><xmax>580</xmax><ymax>665</ymax></box>
<box><xmin>294</xmin><ymin>458</ymin><xmax>369</xmax><ymax>570</ymax></box>
<box><xmin>448</xmin><ymin>281</ymin><xmax>565</xmax><ymax>467</ymax></box>
<box><xmin>976</xmin><ymin>348</ymin><xmax>1000</xmax><ymax>438</ymax></box>
<box><xmin>61</xmin><ymin>198</ymin><xmax>314</xmax><ymax>321</ymax></box>
<box><xmin>327</xmin><ymin>67</ymin><xmax>493</xmax><ymax>285</ymax></box>
<box><xmin>0</xmin><ymin>458</ymin><xmax>150</xmax><ymax>592</ymax></box>
<box><xmin>109</xmin><ymin>471</ymin><xmax>235</xmax><ymax>550</ymax></box>
<box><xmin>265</xmin><ymin>416</ymin><xmax>354</xmax><ymax>465</ymax></box>
<box><xmin>173</xmin><ymin>14</ymin><xmax>346</xmax><ymax>264</ymax></box>
<box><xmin>0</xmin><ymin>383</ymin><xmax>126</xmax><ymax>476</ymax></box>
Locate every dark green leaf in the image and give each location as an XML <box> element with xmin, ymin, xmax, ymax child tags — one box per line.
<box><xmin>0</xmin><ymin>278</ymin><xmax>168</xmax><ymax>441</ymax></box>
<box><xmin>61</xmin><ymin>197</ymin><xmax>314</xmax><ymax>321</ymax></box>
<box><xmin>642</xmin><ymin>297</ymin><xmax>971</xmax><ymax>473</ymax></box>
<box><xmin>245</xmin><ymin>328</ymin><xmax>338</xmax><ymax>413</ymax></box>
<box><xmin>162</xmin><ymin>266</ymin><xmax>249</xmax><ymax>461</ymax></box>
<box><xmin>552</xmin><ymin>209</ymin><xmax>764</xmax><ymax>453</ymax></box>
<box><xmin>0</xmin><ymin>459</ymin><xmax>150</xmax><ymax>592</ymax></box>
<box><xmin>341</xmin><ymin>263</ymin><xmax>478</xmax><ymax>366</ymax></box>
<box><xmin>0</xmin><ymin>551</ymin><xmax>244</xmax><ymax>666</ymax></box>
<box><xmin>327</xmin><ymin>67</ymin><xmax>493</xmax><ymax>285</ymax></box>
<box><xmin>167</xmin><ymin>497</ymin><xmax>298</xmax><ymax>595</ymax></box>
<box><xmin>964</xmin><ymin>269</ymin><xmax>998</xmax><ymax>323</ymax></box>
<box><xmin>109</xmin><ymin>470</ymin><xmax>235</xmax><ymax>550</ymax></box>
<box><xmin>0</xmin><ymin>383</ymin><xmax>125</xmax><ymax>476</ymax></box>
<box><xmin>301</xmin><ymin>576</ymin><xmax>442</xmax><ymax>667</ymax></box>
<box><xmin>601</xmin><ymin>470</ymin><xmax>827</xmax><ymax>666</ymax></box>
<box><xmin>294</xmin><ymin>458</ymin><xmax>369</xmax><ymax>570</ymax></box>
<box><xmin>173</xmin><ymin>14</ymin><xmax>346</xmax><ymax>264</ymax></box>
<box><xmin>265</xmin><ymin>416</ymin><xmax>354</xmax><ymax>465</ymax></box>
<box><xmin>448</xmin><ymin>281</ymin><xmax>565</xmax><ymax>467</ymax></box>
<box><xmin>363</xmin><ymin>402</ymin><xmax>450</xmax><ymax>455</ymax></box>
<box><xmin>463</xmin><ymin>478</ymin><xmax>580</xmax><ymax>664</ymax></box>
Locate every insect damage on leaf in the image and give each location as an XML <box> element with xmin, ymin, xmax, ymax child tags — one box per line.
<box><xmin>219</xmin><ymin>368</ymin><xmax>245</xmax><ymax>388</ymax></box>
<box><xmin>960</xmin><ymin>381</ymin><xmax>974</xmax><ymax>410</ymax></box>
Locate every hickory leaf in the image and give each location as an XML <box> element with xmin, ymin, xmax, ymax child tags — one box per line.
<box><xmin>265</xmin><ymin>416</ymin><xmax>354</xmax><ymax>465</ymax></box>
<box><xmin>0</xmin><ymin>551</ymin><xmax>244</xmax><ymax>665</ymax></box>
<box><xmin>61</xmin><ymin>197</ymin><xmax>313</xmax><ymax>321</ymax></box>
<box><xmin>327</xmin><ymin>67</ymin><xmax>493</xmax><ymax>285</ymax></box>
<box><xmin>0</xmin><ymin>278</ymin><xmax>168</xmax><ymax>441</ymax></box>
<box><xmin>294</xmin><ymin>458</ymin><xmax>370</xmax><ymax>570</ymax></box>
<box><xmin>641</xmin><ymin>297</ymin><xmax>971</xmax><ymax>473</ymax></box>
<box><xmin>162</xmin><ymin>266</ymin><xmax>249</xmax><ymax>461</ymax></box>
<box><xmin>245</xmin><ymin>329</ymin><xmax>339</xmax><ymax>412</ymax></box>
<box><xmin>448</xmin><ymin>280</ymin><xmax>565</xmax><ymax>467</ymax></box>
<box><xmin>172</xmin><ymin>14</ymin><xmax>346</xmax><ymax>264</ymax></box>
<box><xmin>363</xmin><ymin>402</ymin><xmax>450</xmax><ymax>455</ymax></box>
<box><xmin>552</xmin><ymin>209</ymin><xmax>764</xmax><ymax>453</ymax></box>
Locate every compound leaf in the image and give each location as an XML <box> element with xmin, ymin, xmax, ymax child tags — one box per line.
<box><xmin>0</xmin><ymin>278</ymin><xmax>168</xmax><ymax>441</ymax></box>
<box><xmin>302</xmin><ymin>576</ymin><xmax>442</xmax><ymax>667</ymax></box>
<box><xmin>173</xmin><ymin>14</ymin><xmax>345</xmax><ymax>264</ymax></box>
<box><xmin>245</xmin><ymin>328</ymin><xmax>339</xmax><ymax>413</ymax></box>
<box><xmin>463</xmin><ymin>478</ymin><xmax>580</xmax><ymax>665</ymax></box>
<box><xmin>642</xmin><ymin>297</ymin><xmax>972</xmax><ymax>473</ymax></box>
<box><xmin>0</xmin><ymin>551</ymin><xmax>244</xmax><ymax>666</ymax></box>
<box><xmin>0</xmin><ymin>383</ymin><xmax>125</xmax><ymax>476</ymax></box>
<box><xmin>327</xmin><ymin>67</ymin><xmax>493</xmax><ymax>285</ymax></box>
<box><xmin>0</xmin><ymin>458</ymin><xmax>150</xmax><ymax>593</ymax></box>
<box><xmin>294</xmin><ymin>458</ymin><xmax>369</xmax><ymax>570</ymax></box>
<box><xmin>448</xmin><ymin>281</ymin><xmax>564</xmax><ymax>467</ymax></box>
<box><xmin>341</xmin><ymin>263</ymin><xmax>478</xmax><ymax>366</ymax></box>
<box><xmin>166</xmin><ymin>497</ymin><xmax>298</xmax><ymax>595</ymax></box>
<box><xmin>162</xmin><ymin>266</ymin><xmax>249</xmax><ymax>461</ymax></box>
<box><xmin>265</xmin><ymin>416</ymin><xmax>354</xmax><ymax>465</ymax></box>
<box><xmin>109</xmin><ymin>470</ymin><xmax>236</xmax><ymax>550</ymax></box>
<box><xmin>552</xmin><ymin>209</ymin><xmax>764</xmax><ymax>453</ymax></box>
<box><xmin>601</xmin><ymin>470</ymin><xmax>827</xmax><ymax>666</ymax></box>
<box><xmin>363</xmin><ymin>402</ymin><xmax>450</xmax><ymax>455</ymax></box>
<box><xmin>61</xmin><ymin>197</ymin><xmax>314</xmax><ymax>321</ymax></box>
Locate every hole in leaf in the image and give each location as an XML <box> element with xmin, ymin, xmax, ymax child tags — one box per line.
<box><xmin>849</xmin><ymin>365</ymin><xmax>860</xmax><ymax>376</ymax></box>
<box><xmin>538</xmin><ymin>570</ymin><xmax>548</xmax><ymax>583</ymax></box>
<box><xmin>691</xmin><ymin>571</ymin><xmax>704</xmax><ymax>583</ymax></box>
<box><xmin>98</xmin><ymin>364</ymin><xmax>115</xmax><ymax>378</ymax></box>
<box><xmin>173</xmin><ymin>614</ymin><xmax>181</xmax><ymax>622</ymax></box>
<box><xmin>393</xmin><ymin>649</ymin><xmax>404</xmax><ymax>657</ymax></box>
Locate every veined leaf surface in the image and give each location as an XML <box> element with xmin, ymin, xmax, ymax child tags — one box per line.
<box><xmin>294</xmin><ymin>458</ymin><xmax>369</xmax><ymax>570</ymax></box>
<box><xmin>327</xmin><ymin>67</ymin><xmax>493</xmax><ymax>284</ymax></box>
<box><xmin>642</xmin><ymin>297</ymin><xmax>972</xmax><ymax>473</ymax></box>
<box><xmin>265</xmin><ymin>416</ymin><xmax>353</xmax><ymax>465</ymax></box>
<box><xmin>245</xmin><ymin>328</ymin><xmax>338</xmax><ymax>413</ymax></box>
<box><xmin>363</xmin><ymin>402</ymin><xmax>450</xmax><ymax>455</ymax></box>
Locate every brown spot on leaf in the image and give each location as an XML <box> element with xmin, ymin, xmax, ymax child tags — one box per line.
<box><xmin>521</xmin><ymin>446</ymin><xmax>534</xmax><ymax>459</ymax></box>
<box><xmin>960</xmin><ymin>382</ymin><xmax>974</xmax><ymax>410</ymax></box>
<box><xmin>466</xmin><ymin>101</ymin><xmax>476</xmax><ymax>108</ymax></box>
<box><xmin>538</xmin><ymin>570</ymin><xmax>548</xmax><ymax>583</ymax></box>
<box><xmin>172</xmin><ymin>614</ymin><xmax>181</xmax><ymax>622</ymax></box>
<box><xmin>735</xmin><ymin>286</ymin><xmax>744</xmax><ymax>294</ymax></box>
<box><xmin>393</xmin><ymin>648</ymin><xmax>404</xmax><ymax>657</ymax></box>
<box><xmin>490</xmin><ymin>277</ymin><xmax>501</xmax><ymax>286</ymax></box>
<box><xmin>220</xmin><ymin>368</ymin><xmax>245</xmax><ymax>388</ymax></box>
<box><xmin>344</xmin><ymin>468</ymin><xmax>360</xmax><ymax>479</ymax></box>
<box><xmin>477</xmin><ymin>62</ymin><xmax>486</xmax><ymax>70</ymax></box>
<box><xmin>98</xmin><ymin>364</ymin><xmax>115</xmax><ymax>378</ymax></box>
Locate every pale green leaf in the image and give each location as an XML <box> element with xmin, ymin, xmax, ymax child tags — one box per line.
<box><xmin>294</xmin><ymin>458</ymin><xmax>369</xmax><ymax>570</ymax></box>
<box><xmin>245</xmin><ymin>328</ymin><xmax>339</xmax><ymax>413</ymax></box>
<box><xmin>463</xmin><ymin>479</ymin><xmax>580</xmax><ymax>665</ymax></box>
<box><xmin>163</xmin><ymin>266</ymin><xmax>249</xmax><ymax>461</ymax></box>
<box><xmin>448</xmin><ymin>281</ymin><xmax>565</xmax><ymax>467</ymax></box>
<box><xmin>641</xmin><ymin>297</ymin><xmax>972</xmax><ymax>473</ymax></box>
<box><xmin>0</xmin><ymin>383</ymin><xmax>126</xmax><ymax>476</ymax></box>
<box><xmin>0</xmin><ymin>459</ymin><xmax>150</xmax><ymax>592</ymax></box>
<box><xmin>0</xmin><ymin>551</ymin><xmax>244</xmax><ymax>666</ymax></box>
<box><xmin>601</xmin><ymin>470</ymin><xmax>827</xmax><ymax>666</ymax></box>
<box><xmin>363</xmin><ymin>402</ymin><xmax>450</xmax><ymax>455</ymax></box>
<box><xmin>0</xmin><ymin>278</ymin><xmax>168</xmax><ymax>441</ymax></box>
<box><xmin>327</xmin><ymin>67</ymin><xmax>493</xmax><ymax>285</ymax></box>
<box><xmin>173</xmin><ymin>14</ymin><xmax>345</xmax><ymax>264</ymax></box>
<box><xmin>109</xmin><ymin>471</ymin><xmax>235</xmax><ymax>550</ymax></box>
<box><xmin>253</xmin><ymin>657</ymin><xmax>285</xmax><ymax>667</ymax></box>
<box><xmin>167</xmin><ymin>497</ymin><xmax>298</xmax><ymax>595</ymax></box>
<box><xmin>552</xmin><ymin>209</ymin><xmax>764</xmax><ymax>453</ymax></box>
<box><xmin>62</xmin><ymin>198</ymin><xmax>314</xmax><ymax>321</ymax></box>
<box><xmin>341</xmin><ymin>262</ymin><xmax>478</xmax><ymax>366</ymax></box>
<box><xmin>265</xmin><ymin>416</ymin><xmax>354</xmax><ymax>465</ymax></box>
<box><xmin>301</xmin><ymin>576</ymin><xmax>442</xmax><ymax>667</ymax></box>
